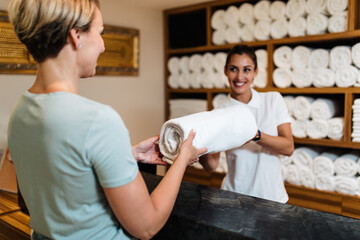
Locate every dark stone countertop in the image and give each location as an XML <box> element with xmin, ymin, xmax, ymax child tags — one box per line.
<box><xmin>141</xmin><ymin>171</ymin><xmax>360</xmax><ymax>240</ymax></box>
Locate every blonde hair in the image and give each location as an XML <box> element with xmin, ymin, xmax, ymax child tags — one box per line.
<box><xmin>8</xmin><ymin>0</ymin><xmax>100</xmax><ymax>62</ymax></box>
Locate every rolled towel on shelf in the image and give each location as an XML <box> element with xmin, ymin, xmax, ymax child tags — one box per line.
<box><xmin>306</xmin><ymin>13</ymin><xmax>328</xmax><ymax>36</ymax></box>
<box><xmin>310</xmin><ymin>98</ymin><xmax>340</xmax><ymax>120</ymax></box>
<box><xmin>202</xmin><ymin>52</ymin><xmax>216</xmax><ymax>72</ymax></box>
<box><xmin>273</xmin><ymin>46</ymin><xmax>292</xmax><ymax>69</ymax></box>
<box><xmin>334</xmin><ymin>152</ymin><xmax>359</xmax><ymax>177</ymax></box>
<box><xmin>311</xmin><ymin>68</ymin><xmax>335</xmax><ymax>87</ymax></box>
<box><xmin>305</xmin><ymin>0</ymin><xmax>328</xmax><ymax>15</ymax></box>
<box><xmin>292</xmin><ymin>119</ymin><xmax>309</xmax><ymax>138</ymax></box>
<box><xmin>328</xmin><ymin>12</ymin><xmax>347</xmax><ymax>33</ymax></box>
<box><xmin>177</xmin><ymin>72</ymin><xmax>191</xmax><ymax>89</ymax></box>
<box><xmin>292</xmin><ymin>45</ymin><xmax>311</xmax><ymax>70</ymax></box>
<box><xmin>315</xmin><ymin>174</ymin><xmax>335</xmax><ymax>192</ymax></box>
<box><xmin>307</xmin><ymin>119</ymin><xmax>329</xmax><ymax>139</ymax></box>
<box><xmin>300</xmin><ymin>166</ymin><xmax>315</xmax><ymax>189</ymax></box>
<box><xmin>308</xmin><ymin>48</ymin><xmax>329</xmax><ymax>69</ymax></box>
<box><xmin>238</xmin><ymin>3</ymin><xmax>255</xmax><ymax>25</ymax></box>
<box><xmin>270</xmin><ymin>1</ymin><xmax>286</xmax><ymax>20</ymax></box>
<box><xmin>168</xmin><ymin>74</ymin><xmax>180</xmax><ymax>89</ymax></box>
<box><xmin>253</xmin><ymin>68</ymin><xmax>267</xmax><ymax>88</ymax></box>
<box><xmin>223</xmin><ymin>5</ymin><xmax>240</xmax><ymax>27</ymax></box>
<box><xmin>293</xmin><ymin>95</ymin><xmax>314</xmax><ymax>120</ymax></box>
<box><xmin>201</xmin><ymin>70</ymin><xmax>215</xmax><ymax>89</ymax></box>
<box><xmin>335</xmin><ymin>65</ymin><xmax>358</xmax><ymax>88</ymax></box>
<box><xmin>329</xmin><ymin>45</ymin><xmax>352</xmax><ymax>71</ymax></box>
<box><xmin>292</xmin><ymin>69</ymin><xmax>312</xmax><ymax>88</ymax></box>
<box><xmin>283</xmin><ymin>95</ymin><xmax>295</xmax><ymax>117</ymax></box>
<box><xmin>270</xmin><ymin>18</ymin><xmax>288</xmax><ymax>39</ymax></box>
<box><xmin>167</xmin><ymin>57</ymin><xmax>181</xmax><ymax>75</ymax></box>
<box><xmin>255</xmin><ymin>49</ymin><xmax>268</xmax><ymax>70</ymax></box>
<box><xmin>212</xmin><ymin>29</ymin><xmax>226</xmax><ymax>45</ymax></box>
<box><xmin>211</xmin><ymin>9</ymin><xmax>227</xmax><ymax>30</ymax></box>
<box><xmin>179</xmin><ymin>56</ymin><xmax>190</xmax><ymax>74</ymax></box>
<box><xmin>253</xmin><ymin>0</ymin><xmax>271</xmax><ymax>21</ymax></box>
<box><xmin>327</xmin><ymin>117</ymin><xmax>344</xmax><ymax>140</ymax></box>
<box><xmin>334</xmin><ymin>176</ymin><xmax>357</xmax><ymax>195</ymax></box>
<box><xmin>351</xmin><ymin>42</ymin><xmax>360</xmax><ymax>69</ymax></box>
<box><xmin>213</xmin><ymin>71</ymin><xmax>226</xmax><ymax>89</ymax></box>
<box><xmin>292</xmin><ymin>146</ymin><xmax>321</xmax><ymax>168</ymax></box>
<box><xmin>288</xmin><ymin>16</ymin><xmax>306</xmax><ymax>37</ymax></box>
<box><xmin>280</xmin><ymin>154</ymin><xmax>293</xmax><ymax>166</ymax></box>
<box><xmin>225</xmin><ymin>25</ymin><xmax>241</xmax><ymax>43</ymax></box>
<box><xmin>286</xmin><ymin>0</ymin><xmax>306</xmax><ymax>18</ymax></box>
<box><xmin>214</xmin><ymin>52</ymin><xmax>227</xmax><ymax>72</ymax></box>
<box><xmin>273</xmin><ymin>68</ymin><xmax>292</xmax><ymax>88</ymax></box>
<box><xmin>326</xmin><ymin>0</ymin><xmax>348</xmax><ymax>16</ymax></box>
<box><xmin>240</xmin><ymin>24</ymin><xmax>255</xmax><ymax>42</ymax></box>
<box><xmin>253</xmin><ymin>20</ymin><xmax>271</xmax><ymax>41</ymax></box>
<box><xmin>189</xmin><ymin>54</ymin><xmax>204</xmax><ymax>73</ymax></box>
<box><xmin>311</xmin><ymin>151</ymin><xmax>339</xmax><ymax>176</ymax></box>
<box><xmin>285</xmin><ymin>164</ymin><xmax>301</xmax><ymax>185</ymax></box>
<box><xmin>159</xmin><ymin>105</ymin><xmax>258</xmax><ymax>164</ymax></box>
<box><xmin>212</xmin><ymin>94</ymin><xmax>228</xmax><ymax>109</ymax></box>
<box><xmin>189</xmin><ymin>72</ymin><xmax>202</xmax><ymax>89</ymax></box>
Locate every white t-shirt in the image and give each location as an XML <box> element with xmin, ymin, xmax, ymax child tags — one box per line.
<box><xmin>220</xmin><ymin>89</ymin><xmax>291</xmax><ymax>203</ymax></box>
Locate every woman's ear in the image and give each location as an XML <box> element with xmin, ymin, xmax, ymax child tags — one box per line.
<box><xmin>68</xmin><ymin>28</ymin><xmax>81</xmax><ymax>49</ymax></box>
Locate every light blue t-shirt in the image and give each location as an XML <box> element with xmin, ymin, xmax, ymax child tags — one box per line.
<box><xmin>8</xmin><ymin>91</ymin><xmax>138</xmax><ymax>239</ymax></box>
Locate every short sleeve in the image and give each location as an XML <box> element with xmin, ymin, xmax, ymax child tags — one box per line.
<box><xmin>273</xmin><ymin>92</ymin><xmax>292</xmax><ymax>126</ymax></box>
<box><xmin>85</xmin><ymin>106</ymin><xmax>138</xmax><ymax>188</ymax></box>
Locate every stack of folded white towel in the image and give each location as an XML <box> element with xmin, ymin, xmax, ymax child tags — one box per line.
<box><xmin>352</xmin><ymin>98</ymin><xmax>360</xmax><ymax>142</ymax></box>
<box><xmin>283</xmin><ymin>95</ymin><xmax>343</xmax><ymax>140</ymax></box>
<box><xmin>281</xmin><ymin>146</ymin><xmax>360</xmax><ymax>196</ymax></box>
<box><xmin>211</xmin><ymin>0</ymin><xmax>348</xmax><ymax>45</ymax></box>
<box><xmin>273</xmin><ymin>43</ymin><xmax>360</xmax><ymax>88</ymax></box>
<box><xmin>169</xmin><ymin>99</ymin><xmax>207</xmax><ymax>119</ymax></box>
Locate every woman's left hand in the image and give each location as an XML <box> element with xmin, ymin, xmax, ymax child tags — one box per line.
<box><xmin>132</xmin><ymin>135</ymin><xmax>167</xmax><ymax>165</ymax></box>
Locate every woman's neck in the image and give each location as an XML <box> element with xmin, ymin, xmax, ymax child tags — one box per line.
<box><xmin>231</xmin><ymin>89</ymin><xmax>252</xmax><ymax>104</ymax></box>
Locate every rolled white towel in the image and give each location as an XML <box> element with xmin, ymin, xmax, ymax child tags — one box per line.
<box><xmin>286</xmin><ymin>0</ymin><xmax>306</xmax><ymax>18</ymax></box>
<box><xmin>307</xmin><ymin>119</ymin><xmax>329</xmax><ymax>139</ymax></box>
<box><xmin>273</xmin><ymin>68</ymin><xmax>292</xmax><ymax>88</ymax></box>
<box><xmin>168</xmin><ymin>74</ymin><xmax>180</xmax><ymax>89</ymax></box>
<box><xmin>334</xmin><ymin>152</ymin><xmax>359</xmax><ymax>177</ymax></box>
<box><xmin>240</xmin><ymin>24</ymin><xmax>255</xmax><ymax>42</ymax></box>
<box><xmin>201</xmin><ymin>70</ymin><xmax>215</xmax><ymax>89</ymax></box>
<box><xmin>167</xmin><ymin>56</ymin><xmax>181</xmax><ymax>75</ymax></box>
<box><xmin>327</xmin><ymin>117</ymin><xmax>344</xmax><ymax>140</ymax></box>
<box><xmin>253</xmin><ymin>20</ymin><xmax>271</xmax><ymax>41</ymax></box>
<box><xmin>270</xmin><ymin>17</ymin><xmax>288</xmax><ymax>39</ymax></box>
<box><xmin>334</xmin><ymin>176</ymin><xmax>357</xmax><ymax>195</ymax></box>
<box><xmin>310</xmin><ymin>98</ymin><xmax>339</xmax><ymax>120</ymax></box>
<box><xmin>315</xmin><ymin>174</ymin><xmax>335</xmax><ymax>191</ymax></box>
<box><xmin>177</xmin><ymin>72</ymin><xmax>191</xmax><ymax>89</ymax></box>
<box><xmin>179</xmin><ymin>56</ymin><xmax>190</xmax><ymax>74</ymax></box>
<box><xmin>305</xmin><ymin>0</ymin><xmax>328</xmax><ymax>15</ymax></box>
<box><xmin>212</xmin><ymin>93</ymin><xmax>228</xmax><ymax>109</ymax></box>
<box><xmin>255</xmin><ymin>49</ymin><xmax>268</xmax><ymax>70</ymax></box>
<box><xmin>292</xmin><ymin>45</ymin><xmax>311</xmax><ymax>70</ymax></box>
<box><xmin>308</xmin><ymin>48</ymin><xmax>329</xmax><ymax>69</ymax></box>
<box><xmin>311</xmin><ymin>68</ymin><xmax>335</xmax><ymax>87</ymax></box>
<box><xmin>212</xmin><ymin>28</ymin><xmax>226</xmax><ymax>45</ymax></box>
<box><xmin>253</xmin><ymin>68</ymin><xmax>267</xmax><ymax>88</ymax></box>
<box><xmin>238</xmin><ymin>3</ymin><xmax>255</xmax><ymax>25</ymax></box>
<box><xmin>283</xmin><ymin>95</ymin><xmax>295</xmax><ymax>117</ymax></box>
<box><xmin>329</xmin><ymin>45</ymin><xmax>352</xmax><ymax>71</ymax></box>
<box><xmin>189</xmin><ymin>54</ymin><xmax>203</xmax><ymax>73</ymax></box>
<box><xmin>273</xmin><ymin>46</ymin><xmax>292</xmax><ymax>69</ymax></box>
<box><xmin>292</xmin><ymin>119</ymin><xmax>309</xmax><ymax>138</ymax></box>
<box><xmin>211</xmin><ymin>9</ymin><xmax>227</xmax><ymax>30</ymax></box>
<box><xmin>292</xmin><ymin>69</ymin><xmax>312</xmax><ymax>88</ymax></box>
<box><xmin>280</xmin><ymin>154</ymin><xmax>293</xmax><ymax>166</ymax></box>
<box><xmin>288</xmin><ymin>16</ymin><xmax>306</xmax><ymax>37</ymax></box>
<box><xmin>213</xmin><ymin>71</ymin><xmax>226</xmax><ymax>89</ymax></box>
<box><xmin>357</xmin><ymin>176</ymin><xmax>360</xmax><ymax>196</ymax></box>
<box><xmin>189</xmin><ymin>72</ymin><xmax>202</xmax><ymax>89</ymax></box>
<box><xmin>225</xmin><ymin>25</ymin><xmax>241</xmax><ymax>43</ymax></box>
<box><xmin>312</xmin><ymin>151</ymin><xmax>340</xmax><ymax>176</ymax></box>
<box><xmin>327</xmin><ymin>0</ymin><xmax>348</xmax><ymax>15</ymax></box>
<box><xmin>270</xmin><ymin>1</ymin><xmax>286</xmax><ymax>20</ymax></box>
<box><xmin>292</xmin><ymin>146</ymin><xmax>320</xmax><ymax>168</ymax></box>
<box><xmin>306</xmin><ymin>13</ymin><xmax>328</xmax><ymax>36</ymax></box>
<box><xmin>285</xmin><ymin>164</ymin><xmax>301</xmax><ymax>185</ymax></box>
<box><xmin>253</xmin><ymin>0</ymin><xmax>271</xmax><ymax>21</ymax></box>
<box><xmin>214</xmin><ymin>52</ymin><xmax>227</xmax><ymax>72</ymax></box>
<box><xmin>202</xmin><ymin>52</ymin><xmax>216</xmax><ymax>72</ymax></box>
<box><xmin>300</xmin><ymin>166</ymin><xmax>315</xmax><ymax>189</ymax></box>
<box><xmin>159</xmin><ymin>105</ymin><xmax>258</xmax><ymax>164</ymax></box>
<box><xmin>293</xmin><ymin>95</ymin><xmax>314</xmax><ymax>120</ymax></box>
<box><xmin>352</xmin><ymin>43</ymin><xmax>360</xmax><ymax>69</ymax></box>
<box><xmin>328</xmin><ymin>11</ymin><xmax>347</xmax><ymax>33</ymax></box>
<box><xmin>223</xmin><ymin>5</ymin><xmax>240</xmax><ymax>28</ymax></box>
<box><xmin>335</xmin><ymin>65</ymin><xmax>358</xmax><ymax>87</ymax></box>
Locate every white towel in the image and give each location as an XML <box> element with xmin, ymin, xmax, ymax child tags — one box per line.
<box><xmin>201</xmin><ymin>70</ymin><xmax>215</xmax><ymax>89</ymax></box>
<box><xmin>167</xmin><ymin>57</ymin><xmax>181</xmax><ymax>75</ymax></box>
<box><xmin>308</xmin><ymin>48</ymin><xmax>329</xmax><ymax>69</ymax></box>
<box><xmin>159</xmin><ymin>105</ymin><xmax>258</xmax><ymax>164</ymax></box>
<box><xmin>283</xmin><ymin>95</ymin><xmax>295</xmax><ymax>117</ymax></box>
<box><xmin>270</xmin><ymin>1</ymin><xmax>286</xmax><ymax>20</ymax></box>
<box><xmin>305</xmin><ymin>0</ymin><xmax>328</xmax><ymax>15</ymax></box>
<box><xmin>328</xmin><ymin>12</ymin><xmax>347</xmax><ymax>33</ymax></box>
<box><xmin>177</xmin><ymin>72</ymin><xmax>191</xmax><ymax>89</ymax></box>
<box><xmin>238</xmin><ymin>3</ymin><xmax>255</xmax><ymax>25</ymax></box>
<box><xmin>255</xmin><ymin>49</ymin><xmax>268</xmax><ymax>70</ymax></box>
<box><xmin>334</xmin><ymin>152</ymin><xmax>359</xmax><ymax>177</ymax></box>
<box><xmin>212</xmin><ymin>94</ymin><xmax>228</xmax><ymax>109</ymax></box>
<box><xmin>315</xmin><ymin>174</ymin><xmax>335</xmax><ymax>191</ymax></box>
<box><xmin>292</xmin><ymin>69</ymin><xmax>312</xmax><ymax>88</ymax></box>
<box><xmin>211</xmin><ymin>9</ymin><xmax>227</xmax><ymax>30</ymax></box>
<box><xmin>273</xmin><ymin>46</ymin><xmax>292</xmax><ymax>69</ymax></box>
<box><xmin>327</xmin><ymin>117</ymin><xmax>344</xmax><ymax>140</ymax></box>
<box><xmin>253</xmin><ymin>0</ymin><xmax>271</xmax><ymax>21</ymax></box>
<box><xmin>334</xmin><ymin>176</ymin><xmax>357</xmax><ymax>195</ymax></box>
<box><xmin>225</xmin><ymin>25</ymin><xmax>241</xmax><ymax>43</ymax></box>
<box><xmin>288</xmin><ymin>16</ymin><xmax>306</xmax><ymax>37</ymax></box>
<box><xmin>240</xmin><ymin>24</ymin><xmax>255</xmax><ymax>42</ymax></box>
<box><xmin>213</xmin><ymin>71</ymin><xmax>226</xmax><ymax>89</ymax></box>
<box><xmin>223</xmin><ymin>5</ymin><xmax>240</xmax><ymax>28</ymax></box>
<box><xmin>306</xmin><ymin>13</ymin><xmax>328</xmax><ymax>35</ymax></box>
<box><xmin>311</xmin><ymin>68</ymin><xmax>335</xmax><ymax>87</ymax></box>
<box><xmin>214</xmin><ymin>52</ymin><xmax>227</xmax><ymax>72</ymax></box>
<box><xmin>311</xmin><ymin>152</ymin><xmax>338</xmax><ymax>176</ymax></box>
<box><xmin>292</xmin><ymin>45</ymin><xmax>311</xmax><ymax>70</ymax></box>
<box><xmin>293</xmin><ymin>146</ymin><xmax>320</xmax><ymax>167</ymax></box>
<box><xmin>352</xmin><ymin>43</ymin><xmax>360</xmax><ymax>69</ymax></box>
<box><xmin>292</xmin><ymin>119</ymin><xmax>309</xmax><ymax>138</ymax></box>
<box><xmin>189</xmin><ymin>72</ymin><xmax>202</xmax><ymax>89</ymax></box>
<box><xmin>168</xmin><ymin>74</ymin><xmax>179</xmax><ymax>89</ymax></box>
<box><xmin>293</xmin><ymin>96</ymin><xmax>314</xmax><ymax>120</ymax></box>
<box><xmin>273</xmin><ymin>68</ymin><xmax>292</xmax><ymax>88</ymax></box>
<box><xmin>310</xmin><ymin>98</ymin><xmax>339</xmax><ymax>120</ymax></box>
<box><xmin>253</xmin><ymin>20</ymin><xmax>271</xmax><ymax>41</ymax></box>
<box><xmin>270</xmin><ymin>18</ymin><xmax>288</xmax><ymax>39</ymax></box>
<box><xmin>253</xmin><ymin>68</ymin><xmax>267</xmax><ymax>88</ymax></box>
<box><xmin>307</xmin><ymin>119</ymin><xmax>329</xmax><ymax>139</ymax></box>
<box><xmin>286</xmin><ymin>0</ymin><xmax>306</xmax><ymax>18</ymax></box>
<box><xmin>202</xmin><ymin>52</ymin><xmax>216</xmax><ymax>72</ymax></box>
<box><xmin>285</xmin><ymin>164</ymin><xmax>301</xmax><ymax>185</ymax></box>
<box><xmin>335</xmin><ymin>65</ymin><xmax>358</xmax><ymax>87</ymax></box>
<box><xmin>280</xmin><ymin>154</ymin><xmax>293</xmax><ymax>166</ymax></box>
<box><xmin>329</xmin><ymin>45</ymin><xmax>352</xmax><ymax>71</ymax></box>
<box><xmin>189</xmin><ymin>54</ymin><xmax>203</xmax><ymax>73</ymax></box>
<box><xmin>300</xmin><ymin>166</ymin><xmax>315</xmax><ymax>188</ymax></box>
<box><xmin>327</xmin><ymin>0</ymin><xmax>348</xmax><ymax>15</ymax></box>
<box><xmin>179</xmin><ymin>56</ymin><xmax>190</xmax><ymax>74</ymax></box>
<box><xmin>212</xmin><ymin>29</ymin><xmax>226</xmax><ymax>45</ymax></box>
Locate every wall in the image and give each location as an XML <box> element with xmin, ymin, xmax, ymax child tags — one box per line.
<box><xmin>0</xmin><ymin>0</ymin><xmax>165</xmax><ymax>158</ymax></box>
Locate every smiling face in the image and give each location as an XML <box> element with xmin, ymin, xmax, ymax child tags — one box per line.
<box><xmin>225</xmin><ymin>53</ymin><xmax>258</xmax><ymax>103</ymax></box>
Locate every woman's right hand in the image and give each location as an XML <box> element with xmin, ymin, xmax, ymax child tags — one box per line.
<box><xmin>177</xmin><ymin>130</ymin><xmax>208</xmax><ymax>166</ymax></box>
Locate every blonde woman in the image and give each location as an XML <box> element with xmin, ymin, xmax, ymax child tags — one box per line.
<box><xmin>7</xmin><ymin>0</ymin><xmax>207</xmax><ymax>239</ymax></box>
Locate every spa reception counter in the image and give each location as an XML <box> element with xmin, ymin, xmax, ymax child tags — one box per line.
<box><xmin>141</xmin><ymin>172</ymin><xmax>360</xmax><ymax>240</ymax></box>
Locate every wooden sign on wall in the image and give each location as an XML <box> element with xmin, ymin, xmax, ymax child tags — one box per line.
<box><xmin>0</xmin><ymin>11</ymin><xmax>139</xmax><ymax>76</ymax></box>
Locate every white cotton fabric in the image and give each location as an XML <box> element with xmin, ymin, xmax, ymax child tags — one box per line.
<box><xmin>334</xmin><ymin>152</ymin><xmax>359</xmax><ymax>177</ymax></box>
<box><xmin>305</xmin><ymin>0</ymin><xmax>328</xmax><ymax>15</ymax></box>
<box><xmin>328</xmin><ymin>12</ymin><xmax>347</xmax><ymax>33</ymax></box>
<box><xmin>307</xmin><ymin>119</ymin><xmax>329</xmax><ymax>139</ymax></box>
<box><xmin>292</xmin><ymin>69</ymin><xmax>312</xmax><ymax>88</ymax></box>
<box><xmin>253</xmin><ymin>68</ymin><xmax>267</xmax><ymax>88</ymax></box>
<box><xmin>315</xmin><ymin>174</ymin><xmax>335</xmax><ymax>191</ymax></box>
<box><xmin>270</xmin><ymin>18</ymin><xmax>288</xmax><ymax>39</ymax></box>
<box><xmin>253</xmin><ymin>0</ymin><xmax>271</xmax><ymax>21</ymax></box>
<box><xmin>352</xmin><ymin>43</ymin><xmax>360</xmax><ymax>68</ymax></box>
<box><xmin>177</xmin><ymin>72</ymin><xmax>191</xmax><ymax>89</ymax></box>
<box><xmin>270</xmin><ymin>1</ymin><xmax>286</xmax><ymax>20</ymax></box>
<box><xmin>291</xmin><ymin>119</ymin><xmax>309</xmax><ymax>138</ymax></box>
<box><xmin>327</xmin><ymin>0</ymin><xmax>348</xmax><ymax>15</ymax></box>
<box><xmin>273</xmin><ymin>68</ymin><xmax>292</xmax><ymax>88</ymax></box>
<box><xmin>292</xmin><ymin>146</ymin><xmax>320</xmax><ymax>168</ymax></box>
<box><xmin>329</xmin><ymin>46</ymin><xmax>352</xmax><ymax>71</ymax></box>
<box><xmin>310</xmin><ymin>98</ymin><xmax>339</xmax><ymax>120</ymax></box>
<box><xmin>189</xmin><ymin>54</ymin><xmax>203</xmax><ymax>73</ymax></box>
<box><xmin>311</xmin><ymin>68</ymin><xmax>335</xmax><ymax>87</ymax></box>
<box><xmin>189</xmin><ymin>72</ymin><xmax>202</xmax><ymax>89</ymax></box>
<box><xmin>283</xmin><ymin>95</ymin><xmax>295</xmax><ymax>117</ymax></box>
<box><xmin>327</xmin><ymin>117</ymin><xmax>344</xmax><ymax>140</ymax></box>
<box><xmin>293</xmin><ymin>96</ymin><xmax>314</xmax><ymax>120</ymax></box>
<box><xmin>225</xmin><ymin>26</ymin><xmax>241</xmax><ymax>43</ymax></box>
<box><xmin>223</xmin><ymin>5</ymin><xmax>240</xmax><ymax>27</ymax></box>
<box><xmin>168</xmin><ymin>74</ymin><xmax>179</xmax><ymax>89</ymax></box>
<box><xmin>167</xmin><ymin>57</ymin><xmax>181</xmax><ymax>75</ymax></box>
<box><xmin>211</xmin><ymin>9</ymin><xmax>226</xmax><ymax>30</ymax></box>
<box><xmin>254</xmin><ymin>20</ymin><xmax>271</xmax><ymax>41</ymax></box>
<box><xmin>255</xmin><ymin>49</ymin><xmax>267</xmax><ymax>70</ymax></box>
<box><xmin>300</xmin><ymin>166</ymin><xmax>315</xmax><ymax>188</ymax></box>
<box><xmin>201</xmin><ymin>52</ymin><xmax>215</xmax><ymax>72</ymax></box>
<box><xmin>240</xmin><ymin>24</ymin><xmax>255</xmax><ymax>42</ymax></box>
<box><xmin>311</xmin><ymin>152</ymin><xmax>338</xmax><ymax>176</ymax></box>
<box><xmin>212</xmin><ymin>29</ymin><xmax>226</xmax><ymax>45</ymax></box>
<box><xmin>334</xmin><ymin>176</ymin><xmax>357</xmax><ymax>195</ymax></box>
<box><xmin>286</xmin><ymin>0</ymin><xmax>306</xmax><ymax>18</ymax></box>
<box><xmin>306</xmin><ymin>13</ymin><xmax>328</xmax><ymax>35</ymax></box>
<box><xmin>285</xmin><ymin>164</ymin><xmax>301</xmax><ymax>185</ymax></box>
<box><xmin>238</xmin><ymin>3</ymin><xmax>255</xmax><ymax>25</ymax></box>
<box><xmin>212</xmin><ymin>94</ymin><xmax>228</xmax><ymax>109</ymax></box>
<box><xmin>214</xmin><ymin>52</ymin><xmax>227</xmax><ymax>72</ymax></box>
<box><xmin>201</xmin><ymin>70</ymin><xmax>215</xmax><ymax>89</ymax></box>
<box><xmin>292</xmin><ymin>45</ymin><xmax>311</xmax><ymax>70</ymax></box>
<box><xmin>308</xmin><ymin>49</ymin><xmax>329</xmax><ymax>69</ymax></box>
<box><xmin>288</xmin><ymin>16</ymin><xmax>306</xmax><ymax>37</ymax></box>
<box><xmin>273</xmin><ymin>46</ymin><xmax>292</xmax><ymax>69</ymax></box>
<box><xmin>280</xmin><ymin>155</ymin><xmax>293</xmax><ymax>166</ymax></box>
<box><xmin>159</xmin><ymin>105</ymin><xmax>258</xmax><ymax>164</ymax></box>
<box><xmin>335</xmin><ymin>65</ymin><xmax>358</xmax><ymax>87</ymax></box>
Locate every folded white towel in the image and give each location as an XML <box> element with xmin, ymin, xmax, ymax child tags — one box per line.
<box><xmin>351</xmin><ymin>43</ymin><xmax>360</xmax><ymax>69</ymax></box>
<box><xmin>240</xmin><ymin>24</ymin><xmax>255</xmax><ymax>42</ymax></box>
<box><xmin>253</xmin><ymin>0</ymin><xmax>271</xmax><ymax>21</ymax></box>
<box><xmin>300</xmin><ymin>166</ymin><xmax>315</xmax><ymax>189</ymax></box>
<box><xmin>225</xmin><ymin>25</ymin><xmax>241</xmax><ymax>43</ymax></box>
<box><xmin>334</xmin><ymin>152</ymin><xmax>359</xmax><ymax>177</ymax></box>
<box><xmin>167</xmin><ymin>57</ymin><xmax>181</xmax><ymax>75</ymax></box>
<box><xmin>238</xmin><ymin>3</ymin><xmax>255</xmax><ymax>25</ymax></box>
<box><xmin>212</xmin><ymin>94</ymin><xmax>228</xmax><ymax>109</ymax></box>
<box><xmin>311</xmin><ymin>152</ymin><xmax>338</xmax><ymax>176</ymax></box>
<box><xmin>310</xmin><ymin>98</ymin><xmax>339</xmax><ymax>120</ymax></box>
<box><xmin>293</xmin><ymin>96</ymin><xmax>314</xmax><ymax>120</ymax></box>
<box><xmin>306</xmin><ymin>13</ymin><xmax>328</xmax><ymax>35</ymax></box>
<box><xmin>280</xmin><ymin>154</ymin><xmax>293</xmax><ymax>166</ymax></box>
<box><xmin>214</xmin><ymin>52</ymin><xmax>227</xmax><ymax>72</ymax></box>
<box><xmin>305</xmin><ymin>0</ymin><xmax>328</xmax><ymax>15</ymax></box>
<box><xmin>293</xmin><ymin>146</ymin><xmax>320</xmax><ymax>167</ymax></box>
<box><xmin>189</xmin><ymin>54</ymin><xmax>204</xmax><ymax>73</ymax></box>
<box><xmin>255</xmin><ymin>49</ymin><xmax>268</xmax><ymax>70</ymax></box>
<box><xmin>292</xmin><ymin>69</ymin><xmax>312</xmax><ymax>88</ymax></box>
<box><xmin>212</xmin><ymin>29</ymin><xmax>226</xmax><ymax>45</ymax></box>
<box><xmin>211</xmin><ymin>9</ymin><xmax>227</xmax><ymax>30</ymax></box>
<box><xmin>253</xmin><ymin>20</ymin><xmax>271</xmax><ymax>41</ymax></box>
<box><xmin>201</xmin><ymin>70</ymin><xmax>215</xmax><ymax>89</ymax></box>
<box><xmin>168</xmin><ymin>74</ymin><xmax>179</xmax><ymax>89</ymax></box>
<box><xmin>292</xmin><ymin>119</ymin><xmax>309</xmax><ymax>138</ymax></box>
<box><xmin>311</xmin><ymin>68</ymin><xmax>335</xmax><ymax>87</ymax></box>
<box><xmin>327</xmin><ymin>0</ymin><xmax>348</xmax><ymax>15</ymax></box>
<box><xmin>307</xmin><ymin>119</ymin><xmax>329</xmax><ymax>139</ymax></box>
<box><xmin>288</xmin><ymin>16</ymin><xmax>306</xmax><ymax>37</ymax></box>
<box><xmin>327</xmin><ymin>117</ymin><xmax>344</xmax><ymax>140</ymax></box>
<box><xmin>292</xmin><ymin>45</ymin><xmax>311</xmax><ymax>70</ymax></box>
<box><xmin>328</xmin><ymin>12</ymin><xmax>347</xmax><ymax>33</ymax></box>
<box><xmin>286</xmin><ymin>0</ymin><xmax>306</xmax><ymax>18</ymax></box>
<box><xmin>335</xmin><ymin>65</ymin><xmax>358</xmax><ymax>87</ymax></box>
<box><xmin>159</xmin><ymin>105</ymin><xmax>258</xmax><ymax>164</ymax></box>
<box><xmin>270</xmin><ymin>18</ymin><xmax>288</xmax><ymax>39</ymax></box>
<box><xmin>285</xmin><ymin>164</ymin><xmax>301</xmax><ymax>185</ymax></box>
<box><xmin>283</xmin><ymin>95</ymin><xmax>295</xmax><ymax>117</ymax></box>
<box><xmin>253</xmin><ymin>68</ymin><xmax>267</xmax><ymax>88</ymax></box>
<box><xmin>223</xmin><ymin>5</ymin><xmax>240</xmax><ymax>28</ymax></box>
<box><xmin>354</xmin><ymin>99</ymin><xmax>360</xmax><ymax>105</ymax></box>
<box><xmin>334</xmin><ymin>176</ymin><xmax>357</xmax><ymax>195</ymax></box>
<box><xmin>273</xmin><ymin>46</ymin><xmax>292</xmax><ymax>69</ymax></box>
<box><xmin>177</xmin><ymin>72</ymin><xmax>191</xmax><ymax>89</ymax></box>
<box><xmin>179</xmin><ymin>56</ymin><xmax>190</xmax><ymax>74</ymax></box>
<box><xmin>202</xmin><ymin>52</ymin><xmax>216</xmax><ymax>72</ymax></box>
<box><xmin>315</xmin><ymin>174</ymin><xmax>335</xmax><ymax>191</ymax></box>
<box><xmin>273</xmin><ymin>68</ymin><xmax>292</xmax><ymax>88</ymax></box>
<box><xmin>213</xmin><ymin>71</ymin><xmax>226</xmax><ymax>89</ymax></box>
<box><xmin>270</xmin><ymin>1</ymin><xmax>286</xmax><ymax>20</ymax></box>
<box><xmin>308</xmin><ymin>48</ymin><xmax>329</xmax><ymax>69</ymax></box>
<box><xmin>329</xmin><ymin>45</ymin><xmax>352</xmax><ymax>71</ymax></box>
<box><xmin>189</xmin><ymin>72</ymin><xmax>202</xmax><ymax>89</ymax></box>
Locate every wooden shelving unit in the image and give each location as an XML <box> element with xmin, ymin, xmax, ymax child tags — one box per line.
<box><xmin>163</xmin><ymin>0</ymin><xmax>360</xmax><ymax>219</ymax></box>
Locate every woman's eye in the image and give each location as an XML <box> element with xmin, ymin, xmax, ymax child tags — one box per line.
<box><xmin>230</xmin><ymin>67</ymin><xmax>238</xmax><ymax>72</ymax></box>
<box><xmin>244</xmin><ymin>68</ymin><xmax>251</xmax><ymax>72</ymax></box>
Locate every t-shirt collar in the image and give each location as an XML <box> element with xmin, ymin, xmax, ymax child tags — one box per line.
<box><xmin>227</xmin><ymin>88</ymin><xmax>260</xmax><ymax>109</ymax></box>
